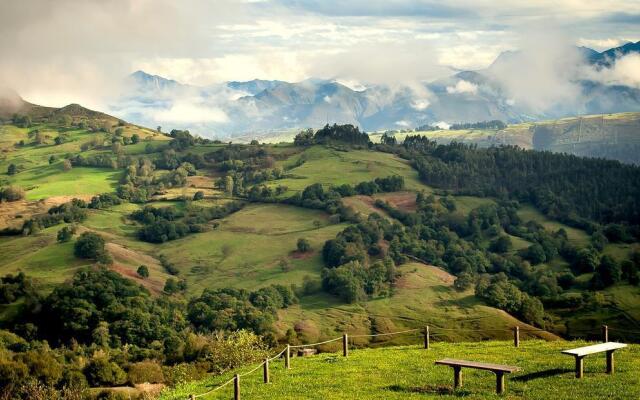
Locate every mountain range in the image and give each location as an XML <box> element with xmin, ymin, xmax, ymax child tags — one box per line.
<box><xmin>106</xmin><ymin>41</ymin><xmax>640</xmax><ymax>138</ymax></box>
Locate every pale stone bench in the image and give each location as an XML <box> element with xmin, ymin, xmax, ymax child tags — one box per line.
<box><xmin>435</xmin><ymin>358</ymin><xmax>521</xmax><ymax>394</ymax></box>
<box><xmin>562</xmin><ymin>342</ymin><xmax>627</xmax><ymax>378</ymax></box>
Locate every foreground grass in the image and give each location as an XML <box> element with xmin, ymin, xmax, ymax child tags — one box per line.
<box><xmin>162</xmin><ymin>340</ymin><xmax>639</xmax><ymax>400</ymax></box>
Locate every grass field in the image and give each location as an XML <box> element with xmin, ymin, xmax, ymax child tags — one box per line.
<box><xmin>274</xmin><ymin>146</ymin><xmax>426</xmax><ymax>195</ymax></box>
<box><xmin>158</xmin><ymin>204</ymin><xmax>347</xmax><ymax>292</ymax></box>
<box><xmin>163</xmin><ymin>340</ymin><xmax>639</xmax><ymax>400</ymax></box>
<box><xmin>277</xmin><ymin>263</ymin><xmax>555</xmax><ymax>344</ymax></box>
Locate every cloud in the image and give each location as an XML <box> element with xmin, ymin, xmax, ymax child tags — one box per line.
<box><xmin>446</xmin><ymin>80</ymin><xmax>478</xmax><ymax>94</ymax></box>
<box><xmin>433</xmin><ymin>121</ymin><xmax>450</xmax><ymax>129</ymax></box>
<box><xmin>273</xmin><ymin>0</ymin><xmax>474</xmax><ymax>18</ymax></box>
<box><xmin>1</xmin><ymin>0</ymin><xmax>637</xmax><ymax>121</ymax></box>
<box><xmin>583</xmin><ymin>53</ymin><xmax>640</xmax><ymax>88</ymax></box>
<box><xmin>395</xmin><ymin>120</ymin><xmax>411</xmax><ymax>127</ymax></box>
<box><xmin>153</xmin><ymin>101</ymin><xmax>229</xmax><ymax>124</ymax></box>
<box><xmin>411</xmin><ymin>99</ymin><xmax>430</xmax><ymax>110</ymax></box>
<box><xmin>485</xmin><ymin>25</ymin><xmax>584</xmax><ymax>113</ymax></box>
<box><xmin>0</xmin><ymin>0</ymin><xmax>249</xmax><ymax>107</ymax></box>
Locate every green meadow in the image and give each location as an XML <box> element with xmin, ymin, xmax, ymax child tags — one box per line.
<box><xmin>163</xmin><ymin>340</ymin><xmax>639</xmax><ymax>400</ymax></box>
<box><xmin>275</xmin><ymin>146</ymin><xmax>425</xmax><ymax>194</ymax></box>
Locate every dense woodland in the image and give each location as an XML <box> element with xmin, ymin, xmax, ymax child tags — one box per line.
<box><xmin>1</xmin><ymin>120</ymin><xmax>640</xmax><ymax>398</ymax></box>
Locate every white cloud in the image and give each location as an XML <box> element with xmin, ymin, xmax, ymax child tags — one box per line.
<box><xmin>434</xmin><ymin>121</ymin><xmax>451</xmax><ymax>129</ymax></box>
<box><xmin>583</xmin><ymin>53</ymin><xmax>640</xmax><ymax>88</ymax></box>
<box><xmin>411</xmin><ymin>99</ymin><xmax>430</xmax><ymax>110</ymax></box>
<box><xmin>153</xmin><ymin>101</ymin><xmax>229</xmax><ymax>124</ymax></box>
<box><xmin>446</xmin><ymin>80</ymin><xmax>479</xmax><ymax>94</ymax></box>
<box><xmin>395</xmin><ymin>120</ymin><xmax>411</xmax><ymax>127</ymax></box>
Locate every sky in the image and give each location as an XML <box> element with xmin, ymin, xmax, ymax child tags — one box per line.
<box><xmin>0</xmin><ymin>0</ymin><xmax>639</xmax><ymax>108</ymax></box>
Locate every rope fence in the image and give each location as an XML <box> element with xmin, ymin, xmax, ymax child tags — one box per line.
<box><xmin>188</xmin><ymin>323</ymin><xmax>637</xmax><ymax>399</ymax></box>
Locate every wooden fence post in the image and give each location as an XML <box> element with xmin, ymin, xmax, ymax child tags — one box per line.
<box><xmin>285</xmin><ymin>344</ymin><xmax>291</xmax><ymax>369</ymax></box>
<box><xmin>424</xmin><ymin>326</ymin><xmax>430</xmax><ymax>350</ymax></box>
<box><xmin>263</xmin><ymin>358</ymin><xmax>270</xmax><ymax>384</ymax></box>
<box><xmin>602</xmin><ymin>325</ymin><xmax>609</xmax><ymax>342</ymax></box>
<box><xmin>234</xmin><ymin>374</ymin><xmax>240</xmax><ymax>400</ymax></box>
<box><xmin>343</xmin><ymin>333</ymin><xmax>348</xmax><ymax>357</ymax></box>
<box><xmin>513</xmin><ymin>326</ymin><xmax>520</xmax><ymax>348</ymax></box>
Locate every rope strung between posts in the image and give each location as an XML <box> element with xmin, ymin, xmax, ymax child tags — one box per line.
<box><xmin>267</xmin><ymin>347</ymin><xmax>288</xmax><ymax>361</ymax></box>
<box><xmin>192</xmin><ymin>376</ymin><xmax>235</xmax><ymax>399</ymax></box>
<box><xmin>186</xmin><ymin>324</ymin><xmax>574</xmax><ymax>399</ymax></box>
<box><xmin>238</xmin><ymin>361</ymin><xmax>267</xmax><ymax>378</ymax></box>
<box><xmin>350</xmin><ymin>328</ymin><xmax>420</xmax><ymax>338</ymax></box>
<box><xmin>289</xmin><ymin>337</ymin><xmax>342</xmax><ymax>348</ymax></box>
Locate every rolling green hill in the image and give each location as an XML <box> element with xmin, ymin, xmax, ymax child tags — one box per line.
<box><xmin>1</xmin><ymin>108</ymin><xmax>640</xmax><ymax>399</ymax></box>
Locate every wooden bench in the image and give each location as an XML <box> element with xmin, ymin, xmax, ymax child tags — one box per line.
<box><xmin>435</xmin><ymin>358</ymin><xmax>521</xmax><ymax>394</ymax></box>
<box><xmin>561</xmin><ymin>342</ymin><xmax>627</xmax><ymax>378</ymax></box>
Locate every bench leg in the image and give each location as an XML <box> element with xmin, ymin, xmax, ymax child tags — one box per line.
<box><xmin>495</xmin><ymin>372</ymin><xmax>505</xmax><ymax>394</ymax></box>
<box><xmin>453</xmin><ymin>366</ymin><xmax>462</xmax><ymax>389</ymax></box>
<box><xmin>575</xmin><ymin>356</ymin><xmax>584</xmax><ymax>379</ymax></box>
<box><xmin>606</xmin><ymin>350</ymin><xmax>615</xmax><ymax>374</ymax></box>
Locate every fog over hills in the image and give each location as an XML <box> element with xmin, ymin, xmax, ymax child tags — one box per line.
<box><xmin>107</xmin><ymin>41</ymin><xmax>640</xmax><ymax>139</ymax></box>
<box><xmin>2</xmin><ymin>42</ymin><xmax>637</xmax><ymax>140</ymax></box>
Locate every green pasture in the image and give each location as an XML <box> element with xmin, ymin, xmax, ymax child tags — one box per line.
<box><xmin>163</xmin><ymin>340</ymin><xmax>639</xmax><ymax>400</ymax></box>
<box><xmin>158</xmin><ymin>204</ymin><xmax>347</xmax><ymax>293</ymax></box>
<box><xmin>275</xmin><ymin>146</ymin><xmax>425</xmax><ymax>194</ymax></box>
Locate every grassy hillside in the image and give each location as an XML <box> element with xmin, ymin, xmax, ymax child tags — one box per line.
<box><xmin>276</xmin><ymin>263</ymin><xmax>556</xmax><ymax>344</ymax></box>
<box><xmin>163</xmin><ymin>340</ymin><xmax>639</xmax><ymax>400</ymax></box>
<box><xmin>369</xmin><ymin>111</ymin><xmax>640</xmax><ymax>164</ymax></box>
<box><xmin>273</xmin><ymin>145</ymin><xmax>425</xmax><ymax>195</ymax></box>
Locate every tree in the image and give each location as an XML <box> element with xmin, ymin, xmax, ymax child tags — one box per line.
<box><xmin>7</xmin><ymin>163</ymin><xmax>17</xmax><ymax>175</ymax></box>
<box><xmin>84</xmin><ymin>355</ymin><xmax>126</xmax><ymax>386</ymax></box>
<box><xmin>250</xmin><ymin>139</ymin><xmax>259</xmax><ymax>145</ymax></box>
<box><xmin>297</xmin><ymin>238</ymin><xmax>312</xmax><ymax>252</ymax></box>
<box><xmin>225</xmin><ymin>175</ymin><xmax>234</xmax><ymax>195</ymax></box>
<box><xmin>58</xmin><ymin>114</ymin><xmax>73</xmax><ymax>126</ymax></box>
<box><xmin>592</xmin><ymin>255</ymin><xmax>622</xmax><ymax>288</ymax></box>
<box><xmin>74</xmin><ymin>232</ymin><xmax>106</xmax><ymax>260</ymax></box>
<box><xmin>131</xmin><ymin>134</ymin><xmax>140</xmax><ymax>144</ymax></box>
<box><xmin>34</xmin><ymin>131</ymin><xmax>47</xmax><ymax>145</ymax></box>
<box><xmin>293</xmin><ymin>128</ymin><xmax>314</xmax><ymax>146</ymax></box>
<box><xmin>454</xmin><ymin>272</ymin><xmax>474</xmax><ymax>291</ymax></box>
<box><xmin>157</xmin><ymin>126</ymin><xmax>162</xmax><ymax>133</ymax></box>
<box><xmin>62</xmin><ymin>159</ymin><xmax>73</xmax><ymax>172</ymax></box>
<box><xmin>490</xmin><ymin>235</ymin><xmax>512</xmax><ymax>253</ymax></box>
<box><xmin>137</xmin><ymin>265</ymin><xmax>149</xmax><ymax>278</ymax></box>
<box><xmin>112</xmin><ymin>142</ymin><xmax>123</xmax><ymax>154</ymax></box>
<box><xmin>57</xmin><ymin>226</ymin><xmax>75</xmax><ymax>243</ymax></box>
<box><xmin>572</xmin><ymin>248</ymin><xmax>599</xmax><ymax>273</ymax></box>
<box><xmin>522</xmin><ymin>244</ymin><xmax>546</xmax><ymax>265</ymax></box>
<box><xmin>193</xmin><ymin>191</ymin><xmax>205</xmax><ymax>201</ymax></box>
<box><xmin>49</xmin><ymin>155</ymin><xmax>57</xmax><ymax>164</ymax></box>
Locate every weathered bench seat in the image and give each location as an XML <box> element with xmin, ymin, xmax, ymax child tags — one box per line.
<box><xmin>562</xmin><ymin>342</ymin><xmax>627</xmax><ymax>378</ymax></box>
<box><xmin>435</xmin><ymin>358</ymin><xmax>521</xmax><ymax>394</ymax></box>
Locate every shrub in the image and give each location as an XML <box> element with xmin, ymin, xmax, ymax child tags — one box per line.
<box><xmin>7</xmin><ymin>163</ymin><xmax>17</xmax><ymax>175</ymax></box>
<box><xmin>84</xmin><ymin>354</ymin><xmax>127</xmax><ymax>386</ymax></box>
<box><xmin>137</xmin><ymin>265</ymin><xmax>149</xmax><ymax>278</ymax></box>
<box><xmin>297</xmin><ymin>238</ymin><xmax>312</xmax><ymax>252</ymax></box>
<box><xmin>193</xmin><ymin>190</ymin><xmax>205</xmax><ymax>201</ymax></box>
<box><xmin>74</xmin><ymin>232</ymin><xmax>106</xmax><ymax>260</ymax></box>
<box><xmin>0</xmin><ymin>186</ymin><xmax>25</xmax><ymax>202</ymax></box>
<box><xmin>57</xmin><ymin>226</ymin><xmax>76</xmax><ymax>243</ymax></box>
<box><xmin>127</xmin><ymin>361</ymin><xmax>164</xmax><ymax>384</ymax></box>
